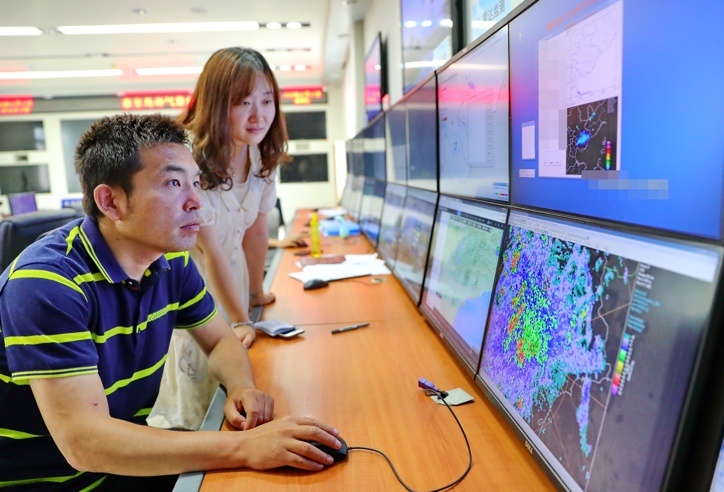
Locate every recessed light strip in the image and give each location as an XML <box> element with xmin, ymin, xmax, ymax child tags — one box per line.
<box><xmin>0</xmin><ymin>27</ymin><xmax>43</xmax><ymax>36</ymax></box>
<box><xmin>57</xmin><ymin>21</ymin><xmax>260</xmax><ymax>35</ymax></box>
<box><xmin>0</xmin><ymin>69</ymin><xmax>124</xmax><ymax>80</ymax></box>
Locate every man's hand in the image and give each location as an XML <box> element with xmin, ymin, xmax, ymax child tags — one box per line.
<box><xmin>235</xmin><ymin>416</ymin><xmax>342</xmax><ymax>471</ymax></box>
<box><xmin>224</xmin><ymin>387</ymin><xmax>274</xmax><ymax>430</ymax></box>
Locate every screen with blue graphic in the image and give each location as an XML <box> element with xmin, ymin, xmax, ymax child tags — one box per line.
<box><xmin>406</xmin><ymin>76</ymin><xmax>438</xmax><ymax>192</ymax></box>
<box><xmin>393</xmin><ymin>187</ymin><xmax>438</xmax><ymax>304</ymax></box>
<box><xmin>363</xmin><ymin>114</ymin><xmax>386</xmax><ymax>180</ymax></box>
<box><xmin>377</xmin><ymin>183</ymin><xmax>408</xmax><ymax>267</ymax></box>
<box><xmin>360</xmin><ymin>178</ymin><xmax>386</xmax><ymax>246</ymax></box>
<box><xmin>420</xmin><ymin>196</ymin><xmax>507</xmax><ymax>372</ymax></box>
<box><xmin>509</xmin><ymin>0</ymin><xmax>724</xmax><ymax>239</ymax></box>
<box><xmin>478</xmin><ymin>209</ymin><xmax>722</xmax><ymax>491</ymax></box>
<box><xmin>438</xmin><ymin>25</ymin><xmax>509</xmax><ymax>201</ymax></box>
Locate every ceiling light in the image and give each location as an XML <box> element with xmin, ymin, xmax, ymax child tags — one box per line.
<box><xmin>421</xmin><ymin>20</ymin><xmax>432</xmax><ymax>27</ymax></box>
<box><xmin>286</xmin><ymin>21</ymin><xmax>302</xmax><ymax>30</ymax></box>
<box><xmin>293</xmin><ymin>64</ymin><xmax>307</xmax><ymax>71</ymax></box>
<box><xmin>57</xmin><ymin>21</ymin><xmax>259</xmax><ymax>35</ymax></box>
<box><xmin>0</xmin><ymin>26</ymin><xmax>43</xmax><ymax>36</ymax></box>
<box><xmin>439</xmin><ymin>19</ymin><xmax>453</xmax><ymax>28</ymax></box>
<box><xmin>279</xmin><ymin>64</ymin><xmax>292</xmax><ymax>71</ymax></box>
<box><xmin>265</xmin><ymin>22</ymin><xmax>282</xmax><ymax>29</ymax></box>
<box><xmin>403</xmin><ymin>21</ymin><xmax>417</xmax><ymax>28</ymax></box>
<box><xmin>136</xmin><ymin>66</ymin><xmax>202</xmax><ymax>76</ymax></box>
<box><xmin>0</xmin><ymin>69</ymin><xmax>123</xmax><ymax>80</ymax></box>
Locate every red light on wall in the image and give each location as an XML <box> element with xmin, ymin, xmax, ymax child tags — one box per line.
<box><xmin>0</xmin><ymin>96</ymin><xmax>34</xmax><ymax>115</ymax></box>
<box><xmin>119</xmin><ymin>91</ymin><xmax>192</xmax><ymax>110</ymax></box>
<box><xmin>280</xmin><ymin>86</ymin><xmax>326</xmax><ymax>105</ymax></box>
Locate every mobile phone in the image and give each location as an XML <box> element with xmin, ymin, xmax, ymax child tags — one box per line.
<box><xmin>278</xmin><ymin>328</ymin><xmax>305</xmax><ymax>339</ymax></box>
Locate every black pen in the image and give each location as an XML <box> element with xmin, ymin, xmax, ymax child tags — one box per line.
<box><xmin>331</xmin><ymin>323</ymin><xmax>369</xmax><ymax>334</ymax></box>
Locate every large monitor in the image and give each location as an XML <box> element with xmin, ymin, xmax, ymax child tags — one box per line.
<box><xmin>392</xmin><ymin>187</ymin><xmax>438</xmax><ymax>304</ymax></box>
<box><xmin>508</xmin><ymin>0</ymin><xmax>724</xmax><ymax>240</ymax></box>
<box><xmin>438</xmin><ymin>25</ymin><xmax>509</xmax><ymax>201</ymax></box>
<box><xmin>420</xmin><ymin>196</ymin><xmax>507</xmax><ymax>374</ymax></box>
<box><xmin>466</xmin><ymin>0</ymin><xmax>525</xmax><ymax>44</ymax></box>
<box><xmin>385</xmin><ymin>101</ymin><xmax>407</xmax><ymax>185</ymax></box>
<box><xmin>363</xmin><ymin>114</ymin><xmax>386</xmax><ymax>181</ymax></box>
<box><xmin>406</xmin><ymin>75</ymin><xmax>438</xmax><ymax>192</ymax></box>
<box><xmin>377</xmin><ymin>183</ymin><xmax>408</xmax><ymax>268</ymax></box>
<box><xmin>401</xmin><ymin>0</ymin><xmax>453</xmax><ymax>94</ymax></box>
<box><xmin>359</xmin><ymin>178</ymin><xmax>386</xmax><ymax>247</ymax></box>
<box><xmin>7</xmin><ymin>192</ymin><xmax>38</xmax><ymax>215</ymax></box>
<box><xmin>347</xmin><ymin>175</ymin><xmax>365</xmax><ymax>222</ymax></box>
<box><xmin>364</xmin><ymin>32</ymin><xmax>386</xmax><ymax>123</ymax></box>
<box><xmin>477</xmin><ymin>209</ymin><xmax>723</xmax><ymax>491</ymax></box>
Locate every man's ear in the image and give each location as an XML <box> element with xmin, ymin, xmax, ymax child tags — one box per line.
<box><xmin>94</xmin><ymin>184</ymin><xmax>125</xmax><ymax>221</ymax></box>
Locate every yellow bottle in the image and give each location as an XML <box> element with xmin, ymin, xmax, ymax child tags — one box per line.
<box><xmin>310</xmin><ymin>211</ymin><xmax>322</xmax><ymax>258</ymax></box>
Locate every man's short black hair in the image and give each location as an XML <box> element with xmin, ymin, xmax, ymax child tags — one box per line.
<box><xmin>75</xmin><ymin>113</ymin><xmax>189</xmax><ymax>220</ymax></box>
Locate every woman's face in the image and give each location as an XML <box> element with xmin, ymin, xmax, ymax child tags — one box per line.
<box><xmin>229</xmin><ymin>75</ymin><xmax>276</xmax><ymax>147</ymax></box>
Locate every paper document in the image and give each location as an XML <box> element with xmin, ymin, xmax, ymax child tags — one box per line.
<box><xmin>289</xmin><ymin>253</ymin><xmax>391</xmax><ymax>283</ymax></box>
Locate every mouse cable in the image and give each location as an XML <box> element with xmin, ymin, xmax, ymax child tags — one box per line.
<box><xmin>347</xmin><ymin>389</ymin><xmax>472</xmax><ymax>492</ymax></box>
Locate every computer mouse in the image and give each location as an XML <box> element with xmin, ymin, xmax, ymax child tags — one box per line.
<box><xmin>303</xmin><ymin>278</ymin><xmax>329</xmax><ymax>290</ymax></box>
<box><xmin>309</xmin><ymin>436</ymin><xmax>348</xmax><ymax>463</ymax></box>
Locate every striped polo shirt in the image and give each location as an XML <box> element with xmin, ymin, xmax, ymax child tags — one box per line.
<box><xmin>0</xmin><ymin>216</ymin><xmax>217</xmax><ymax>490</ymax></box>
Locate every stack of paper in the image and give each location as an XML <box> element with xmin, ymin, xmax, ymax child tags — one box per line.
<box><xmin>289</xmin><ymin>253</ymin><xmax>391</xmax><ymax>283</ymax></box>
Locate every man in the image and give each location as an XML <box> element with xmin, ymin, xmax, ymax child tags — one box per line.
<box><xmin>0</xmin><ymin>113</ymin><xmax>341</xmax><ymax>490</ymax></box>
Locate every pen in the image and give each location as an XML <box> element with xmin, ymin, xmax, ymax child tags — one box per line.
<box><xmin>331</xmin><ymin>323</ymin><xmax>369</xmax><ymax>334</ymax></box>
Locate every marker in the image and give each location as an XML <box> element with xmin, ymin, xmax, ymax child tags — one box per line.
<box><xmin>331</xmin><ymin>322</ymin><xmax>369</xmax><ymax>334</ymax></box>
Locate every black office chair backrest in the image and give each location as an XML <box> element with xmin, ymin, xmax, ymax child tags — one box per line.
<box><xmin>0</xmin><ymin>208</ymin><xmax>83</xmax><ymax>273</ymax></box>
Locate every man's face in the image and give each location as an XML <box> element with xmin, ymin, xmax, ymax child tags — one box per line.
<box><xmin>116</xmin><ymin>143</ymin><xmax>202</xmax><ymax>255</ymax></box>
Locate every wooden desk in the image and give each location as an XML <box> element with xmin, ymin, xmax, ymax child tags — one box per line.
<box><xmin>194</xmin><ymin>212</ymin><xmax>555</xmax><ymax>491</ymax></box>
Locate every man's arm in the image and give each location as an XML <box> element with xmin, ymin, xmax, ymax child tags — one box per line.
<box><xmin>243</xmin><ymin>211</ymin><xmax>275</xmax><ymax>306</ymax></box>
<box><xmin>30</xmin><ymin>374</ymin><xmax>342</xmax><ymax>476</ymax></box>
<box><xmin>186</xmin><ymin>314</ymin><xmax>271</xmax><ymax>429</ymax></box>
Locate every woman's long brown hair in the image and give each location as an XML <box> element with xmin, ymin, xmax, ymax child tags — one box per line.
<box><xmin>179</xmin><ymin>47</ymin><xmax>292</xmax><ymax>190</ymax></box>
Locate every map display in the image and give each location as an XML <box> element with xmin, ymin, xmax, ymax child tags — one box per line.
<box><xmin>377</xmin><ymin>183</ymin><xmax>407</xmax><ymax>266</ymax></box>
<box><xmin>479</xmin><ymin>211</ymin><xmax>722</xmax><ymax>491</ymax></box>
<box><xmin>438</xmin><ymin>26</ymin><xmax>509</xmax><ymax>200</ymax></box>
<box><xmin>393</xmin><ymin>188</ymin><xmax>438</xmax><ymax>302</ymax></box>
<box><xmin>422</xmin><ymin>197</ymin><xmax>506</xmax><ymax>367</ymax></box>
<box><xmin>538</xmin><ymin>1</ymin><xmax>622</xmax><ymax>178</ymax></box>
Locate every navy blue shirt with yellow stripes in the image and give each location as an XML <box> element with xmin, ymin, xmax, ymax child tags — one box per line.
<box><xmin>0</xmin><ymin>216</ymin><xmax>217</xmax><ymax>490</ymax></box>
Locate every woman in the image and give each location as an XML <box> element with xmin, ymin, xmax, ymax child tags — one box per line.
<box><xmin>149</xmin><ymin>47</ymin><xmax>292</xmax><ymax>430</ymax></box>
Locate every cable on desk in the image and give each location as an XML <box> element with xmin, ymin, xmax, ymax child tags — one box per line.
<box><xmin>347</xmin><ymin>389</ymin><xmax>472</xmax><ymax>492</ymax></box>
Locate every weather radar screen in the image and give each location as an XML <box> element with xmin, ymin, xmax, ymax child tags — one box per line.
<box><xmin>478</xmin><ymin>210</ymin><xmax>722</xmax><ymax>491</ymax></box>
<box><xmin>420</xmin><ymin>196</ymin><xmax>507</xmax><ymax>372</ymax></box>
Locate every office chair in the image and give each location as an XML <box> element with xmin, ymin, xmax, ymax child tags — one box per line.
<box><xmin>0</xmin><ymin>208</ymin><xmax>83</xmax><ymax>273</ymax></box>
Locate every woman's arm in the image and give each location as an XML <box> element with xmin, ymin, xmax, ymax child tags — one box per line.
<box><xmin>243</xmin><ymin>211</ymin><xmax>275</xmax><ymax>306</ymax></box>
<box><xmin>195</xmin><ymin>223</ymin><xmax>255</xmax><ymax>346</ymax></box>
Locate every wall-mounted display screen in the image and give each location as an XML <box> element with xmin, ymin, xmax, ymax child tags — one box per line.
<box><xmin>406</xmin><ymin>75</ymin><xmax>438</xmax><ymax>192</ymax></box>
<box><xmin>285</xmin><ymin>111</ymin><xmax>327</xmax><ymax>140</ymax></box>
<box><xmin>359</xmin><ymin>178</ymin><xmax>386</xmax><ymax>246</ymax></box>
<box><xmin>466</xmin><ymin>0</ymin><xmax>524</xmax><ymax>44</ymax></box>
<box><xmin>377</xmin><ymin>183</ymin><xmax>408</xmax><ymax>267</ymax></box>
<box><xmin>478</xmin><ymin>209</ymin><xmax>723</xmax><ymax>491</ymax></box>
<box><xmin>364</xmin><ymin>33</ymin><xmax>386</xmax><ymax>123</ymax></box>
<box><xmin>438</xmin><ymin>25</ymin><xmax>509</xmax><ymax>201</ymax></box>
<box><xmin>0</xmin><ymin>121</ymin><xmax>45</xmax><ymax>152</ymax></box>
<box><xmin>385</xmin><ymin>102</ymin><xmax>407</xmax><ymax>185</ymax></box>
<box><xmin>0</xmin><ymin>164</ymin><xmax>51</xmax><ymax>194</ymax></box>
<box><xmin>393</xmin><ymin>187</ymin><xmax>438</xmax><ymax>304</ymax></box>
<box><xmin>281</xmin><ymin>154</ymin><xmax>329</xmax><ymax>183</ymax></box>
<box><xmin>509</xmin><ymin>0</ymin><xmax>724</xmax><ymax>239</ymax></box>
<box><xmin>401</xmin><ymin>0</ymin><xmax>453</xmax><ymax>94</ymax></box>
<box><xmin>363</xmin><ymin>114</ymin><xmax>386</xmax><ymax>181</ymax></box>
<box><xmin>420</xmin><ymin>196</ymin><xmax>507</xmax><ymax>373</ymax></box>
